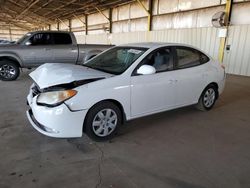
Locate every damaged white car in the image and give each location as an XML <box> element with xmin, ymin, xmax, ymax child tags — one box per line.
<box><xmin>26</xmin><ymin>43</ymin><xmax>225</xmax><ymax>141</ymax></box>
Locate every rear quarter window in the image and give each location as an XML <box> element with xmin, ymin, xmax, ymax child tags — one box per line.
<box><xmin>176</xmin><ymin>47</ymin><xmax>210</xmax><ymax>69</ymax></box>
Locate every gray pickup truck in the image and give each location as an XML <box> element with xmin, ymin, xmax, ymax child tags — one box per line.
<box><xmin>0</xmin><ymin>31</ymin><xmax>113</xmax><ymax>81</ymax></box>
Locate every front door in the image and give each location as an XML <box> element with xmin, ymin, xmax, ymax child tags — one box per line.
<box><xmin>20</xmin><ymin>33</ymin><xmax>53</xmax><ymax>67</ymax></box>
<box><xmin>130</xmin><ymin>47</ymin><xmax>176</xmax><ymax>117</ymax></box>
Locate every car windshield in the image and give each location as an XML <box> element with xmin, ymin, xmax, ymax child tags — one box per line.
<box><xmin>16</xmin><ymin>33</ymin><xmax>32</xmax><ymax>44</ymax></box>
<box><xmin>84</xmin><ymin>46</ymin><xmax>148</xmax><ymax>75</ymax></box>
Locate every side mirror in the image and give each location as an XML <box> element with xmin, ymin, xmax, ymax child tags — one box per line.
<box><xmin>137</xmin><ymin>65</ymin><xmax>156</xmax><ymax>75</ymax></box>
<box><xmin>25</xmin><ymin>41</ymin><xmax>32</xmax><ymax>46</ymax></box>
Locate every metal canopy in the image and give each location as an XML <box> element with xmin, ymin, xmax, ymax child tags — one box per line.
<box><xmin>0</xmin><ymin>0</ymin><xmax>135</xmax><ymax>30</ymax></box>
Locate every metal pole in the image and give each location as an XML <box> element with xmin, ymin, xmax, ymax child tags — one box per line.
<box><xmin>109</xmin><ymin>8</ymin><xmax>112</xmax><ymax>33</ymax></box>
<box><xmin>9</xmin><ymin>24</ymin><xmax>12</xmax><ymax>41</ymax></box>
<box><xmin>69</xmin><ymin>19</ymin><xmax>72</xmax><ymax>32</ymax></box>
<box><xmin>85</xmin><ymin>15</ymin><xmax>88</xmax><ymax>35</ymax></box>
<box><xmin>218</xmin><ymin>0</ymin><xmax>232</xmax><ymax>63</ymax></box>
<box><xmin>57</xmin><ymin>21</ymin><xmax>59</xmax><ymax>31</ymax></box>
<box><xmin>136</xmin><ymin>0</ymin><xmax>152</xmax><ymax>31</ymax></box>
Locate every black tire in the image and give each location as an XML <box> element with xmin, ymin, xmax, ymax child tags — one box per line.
<box><xmin>196</xmin><ymin>85</ymin><xmax>217</xmax><ymax>111</ymax></box>
<box><xmin>84</xmin><ymin>101</ymin><xmax>122</xmax><ymax>141</ymax></box>
<box><xmin>0</xmin><ymin>60</ymin><xmax>20</xmax><ymax>81</ymax></box>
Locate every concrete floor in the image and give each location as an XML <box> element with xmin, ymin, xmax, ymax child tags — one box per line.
<box><xmin>0</xmin><ymin>71</ymin><xmax>250</xmax><ymax>188</ymax></box>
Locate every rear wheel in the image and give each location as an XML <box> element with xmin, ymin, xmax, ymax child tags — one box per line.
<box><xmin>84</xmin><ymin>101</ymin><xmax>122</xmax><ymax>141</ymax></box>
<box><xmin>196</xmin><ymin>85</ymin><xmax>217</xmax><ymax>111</ymax></box>
<box><xmin>0</xmin><ymin>60</ymin><xmax>20</xmax><ymax>81</ymax></box>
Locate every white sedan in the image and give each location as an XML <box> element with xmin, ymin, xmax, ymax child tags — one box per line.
<box><xmin>26</xmin><ymin>43</ymin><xmax>225</xmax><ymax>141</ymax></box>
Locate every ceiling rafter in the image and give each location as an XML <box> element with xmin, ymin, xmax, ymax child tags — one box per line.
<box><xmin>2</xmin><ymin>7</ymin><xmax>46</xmax><ymax>27</ymax></box>
<box><xmin>47</xmin><ymin>0</ymin><xmax>98</xmax><ymax>20</ymax></box>
<box><xmin>16</xmin><ymin>0</ymin><xmax>41</xmax><ymax>19</ymax></box>
<box><xmin>8</xmin><ymin>0</ymin><xmax>54</xmax><ymax>24</ymax></box>
<box><xmin>43</xmin><ymin>0</ymin><xmax>78</xmax><ymax>17</ymax></box>
<box><xmin>0</xmin><ymin>17</ymin><xmax>31</xmax><ymax>30</ymax></box>
<box><xmin>0</xmin><ymin>0</ymin><xmax>137</xmax><ymax>32</ymax></box>
<box><xmin>32</xmin><ymin>0</ymin><xmax>54</xmax><ymax>13</ymax></box>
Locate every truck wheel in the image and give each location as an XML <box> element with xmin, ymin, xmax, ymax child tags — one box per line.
<box><xmin>0</xmin><ymin>60</ymin><xmax>20</xmax><ymax>81</ymax></box>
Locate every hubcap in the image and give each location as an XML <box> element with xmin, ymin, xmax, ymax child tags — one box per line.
<box><xmin>0</xmin><ymin>64</ymin><xmax>16</xmax><ymax>79</ymax></box>
<box><xmin>203</xmin><ymin>88</ymin><xmax>215</xmax><ymax>108</ymax></box>
<box><xmin>92</xmin><ymin>108</ymin><xmax>118</xmax><ymax>137</ymax></box>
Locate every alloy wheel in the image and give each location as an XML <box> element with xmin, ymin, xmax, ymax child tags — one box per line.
<box><xmin>203</xmin><ymin>88</ymin><xmax>216</xmax><ymax>108</ymax></box>
<box><xmin>0</xmin><ymin>64</ymin><xmax>16</xmax><ymax>79</ymax></box>
<box><xmin>92</xmin><ymin>108</ymin><xmax>118</xmax><ymax>137</ymax></box>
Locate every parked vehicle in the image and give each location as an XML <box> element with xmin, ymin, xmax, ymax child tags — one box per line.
<box><xmin>0</xmin><ymin>31</ymin><xmax>113</xmax><ymax>81</ymax></box>
<box><xmin>26</xmin><ymin>43</ymin><xmax>226</xmax><ymax>141</ymax></box>
<box><xmin>0</xmin><ymin>40</ymin><xmax>12</xmax><ymax>45</ymax></box>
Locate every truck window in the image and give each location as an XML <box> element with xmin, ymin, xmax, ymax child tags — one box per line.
<box><xmin>53</xmin><ymin>33</ymin><xmax>72</xmax><ymax>45</ymax></box>
<box><xmin>30</xmin><ymin>33</ymin><xmax>53</xmax><ymax>45</ymax></box>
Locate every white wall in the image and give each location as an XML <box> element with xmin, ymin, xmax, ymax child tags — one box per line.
<box><xmin>1</xmin><ymin>0</ymin><xmax>250</xmax><ymax>76</ymax></box>
<box><xmin>75</xmin><ymin>24</ymin><xmax>250</xmax><ymax>76</ymax></box>
<box><xmin>0</xmin><ymin>27</ymin><xmax>27</xmax><ymax>41</ymax></box>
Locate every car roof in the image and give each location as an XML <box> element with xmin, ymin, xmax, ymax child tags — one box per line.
<box><xmin>28</xmin><ymin>30</ymin><xmax>72</xmax><ymax>34</ymax></box>
<box><xmin>118</xmin><ymin>42</ymin><xmax>194</xmax><ymax>49</ymax></box>
<box><xmin>116</xmin><ymin>42</ymin><xmax>212</xmax><ymax>58</ymax></box>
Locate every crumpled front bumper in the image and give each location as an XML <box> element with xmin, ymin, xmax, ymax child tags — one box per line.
<box><xmin>26</xmin><ymin>88</ymin><xmax>87</xmax><ymax>138</ymax></box>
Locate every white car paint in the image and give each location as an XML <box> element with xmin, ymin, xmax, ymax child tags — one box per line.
<box><xmin>26</xmin><ymin>43</ymin><xmax>225</xmax><ymax>138</ymax></box>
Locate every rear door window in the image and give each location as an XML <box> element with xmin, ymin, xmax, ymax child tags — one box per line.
<box><xmin>53</xmin><ymin>33</ymin><xmax>72</xmax><ymax>45</ymax></box>
<box><xmin>175</xmin><ymin>47</ymin><xmax>209</xmax><ymax>69</ymax></box>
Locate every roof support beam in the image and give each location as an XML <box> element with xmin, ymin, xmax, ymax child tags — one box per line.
<box><xmin>136</xmin><ymin>0</ymin><xmax>153</xmax><ymax>31</ymax></box>
<box><xmin>94</xmin><ymin>6</ymin><xmax>110</xmax><ymax>22</ymax></box>
<box><xmin>85</xmin><ymin>15</ymin><xmax>88</xmax><ymax>35</ymax></box>
<box><xmin>69</xmin><ymin>19</ymin><xmax>72</xmax><ymax>32</ymax></box>
<box><xmin>9</xmin><ymin>24</ymin><xmax>12</xmax><ymax>41</ymax></box>
<box><xmin>94</xmin><ymin>6</ymin><xmax>112</xmax><ymax>33</ymax></box>
<box><xmin>57</xmin><ymin>22</ymin><xmax>59</xmax><ymax>31</ymax></box>
<box><xmin>73</xmin><ymin>14</ymin><xmax>86</xmax><ymax>25</ymax></box>
<box><xmin>58</xmin><ymin>18</ymin><xmax>70</xmax><ymax>31</ymax></box>
<box><xmin>109</xmin><ymin>8</ymin><xmax>112</xmax><ymax>33</ymax></box>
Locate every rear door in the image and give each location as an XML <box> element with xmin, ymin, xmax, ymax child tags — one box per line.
<box><xmin>173</xmin><ymin>46</ymin><xmax>210</xmax><ymax>106</ymax></box>
<box><xmin>51</xmin><ymin>33</ymin><xmax>78</xmax><ymax>63</ymax></box>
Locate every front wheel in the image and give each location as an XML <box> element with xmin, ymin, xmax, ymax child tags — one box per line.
<box><xmin>0</xmin><ymin>60</ymin><xmax>20</xmax><ymax>81</ymax></box>
<box><xmin>84</xmin><ymin>101</ymin><xmax>122</xmax><ymax>141</ymax></box>
<box><xmin>196</xmin><ymin>85</ymin><xmax>217</xmax><ymax>111</ymax></box>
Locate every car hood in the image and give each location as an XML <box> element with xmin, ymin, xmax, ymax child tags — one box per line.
<box><xmin>30</xmin><ymin>63</ymin><xmax>113</xmax><ymax>89</ymax></box>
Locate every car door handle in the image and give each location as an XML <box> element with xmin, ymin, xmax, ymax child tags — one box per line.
<box><xmin>168</xmin><ymin>79</ymin><xmax>174</xmax><ymax>84</ymax></box>
<box><xmin>45</xmin><ymin>48</ymin><xmax>51</xmax><ymax>51</ymax></box>
<box><xmin>168</xmin><ymin>79</ymin><xmax>178</xmax><ymax>84</ymax></box>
